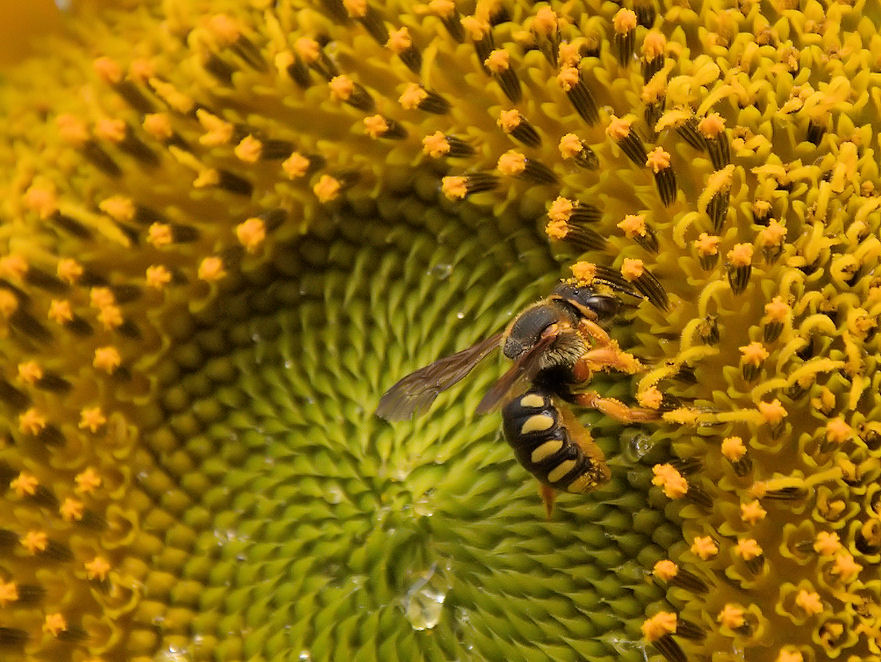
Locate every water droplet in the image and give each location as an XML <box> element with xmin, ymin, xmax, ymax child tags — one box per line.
<box><xmin>628</xmin><ymin>432</ymin><xmax>652</xmax><ymax>459</ymax></box>
<box><xmin>154</xmin><ymin>646</ymin><xmax>191</xmax><ymax>662</ymax></box>
<box><xmin>429</xmin><ymin>263</ymin><xmax>452</xmax><ymax>280</ymax></box>
<box><xmin>402</xmin><ymin>568</ymin><xmax>447</xmax><ymax>630</ymax></box>
<box><xmin>456</xmin><ymin>311</ymin><xmax>465</xmax><ymax>319</ymax></box>
<box><xmin>298</xmin><ymin>651</ymin><xmax>312</xmax><ymax>661</ymax></box>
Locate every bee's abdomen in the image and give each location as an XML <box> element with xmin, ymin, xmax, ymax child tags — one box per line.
<box><xmin>501</xmin><ymin>390</ymin><xmax>607</xmax><ymax>494</ymax></box>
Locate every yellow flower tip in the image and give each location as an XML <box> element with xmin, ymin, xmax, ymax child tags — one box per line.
<box><xmin>637</xmin><ymin>386</ymin><xmax>663</xmax><ymax>409</ymax></box>
<box><xmin>23</xmin><ymin>184</ymin><xmax>59</xmax><ymax>219</ymax></box>
<box><xmin>399</xmin><ymin>83</ymin><xmax>428</xmax><ymax>110</ymax></box>
<box><xmin>691</xmin><ymin>535</ymin><xmax>719</xmax><ymax>560</ymax></box>
<box><xmin>56</xmin><ymin>113</ymin><xmax>89</xmax><ymax>146</ymax></box>
<box><xmin>48</xmin><ymin>299</ymin><xmax>74</xmax><ymax>325</ymax></box>
<box><xmin>645</xmin><ymin>147</ymin><xmax>671</xmax><ymax>172</ymax></box>
<box><xmin>775</xmin><ymin>649</ymin><xmax>804</xmax><ymax>662</ymax></box>
<box><xmin>363</xmin><ymin>114</ymin><xmax>389</xmax><ymax>138</ymax></box>
<box><xmin>662</xmin><ymin>407</ymin><xmax>701</xmax><ymax>425</ymax></box>
<box><xmin>428</xmin><ymin>0</ymin><xmax>456</xmax><ymax>17</ymax></box>
<box><xmin>484</xmin><ymin>48</ymin><xmax>510</xmax><ymax>73</ymax></box>
<box><xmin>79</xmin><ymin>406</ymin><xmax>107</xmax><ymax>433</ymax></box>
<box><xmin>694</xmin><ymin>233</ymin><xmax>720</xmax><ymax>256</ymax></box>
<box><xmin>813</xmin><ymin>531</ymin><xmax>842</xmax><ymax>556</ymax></box>
<box><xmin>236</xmin><ymin>217</ymin><xmax>266</xmax><ymax>253</ymax></box>
<box><xmin>85</xmin><ymin>556</ymin><xmax>111</xmax><ymax>581</ymax></box>
<box><xmin>235</xmin><ymin>135</ymin><xmax>263</xmax><ymax>163</ymax></box>
<box><xmin>570</xmin><ymin>261</ymin><xmax>597</xmax><ymax>285</ymax></box>
<box><xmin>95</xmin><ymin>118</ymin><xmax>126</xmax><ymax>143</ymax></box>
<box><xmin>641</xmin><ymin>612</ymin><xmax>677</xmax><ymax>641</ymax></box>
<box><xmin>74</xmin><ymin>467</ymin><xmax>102</xmax><ymax>494</ymax></box>
<box><xmin>652</xmin><ymin>560</ymin><xmax>679</xmax><ymax>581</ymax></box>
<box><xmin>642</xmin><ymin>30</ymin><xmax>666</xmax><ymax>60</ymax></box>
<box><xmin>198</xmin><ymin>256</ymin><xmax>227</xmax><ymax>282</ymax></box>
<box><xmin>497</xmin><ymin>109</ymin><xmax>523</xmax><ymax>133</ymax></box>
<box><xmin>90</xmin><ymin>287</ymin><xmax>116</xmax><ymax>309</ymax></box>
<box><xmin>606</xmin><ymin>115</ymin><xmax>632</xmax><ymax>141</ymax></box>
<box><xmin>621</xmin><ymin>258</ymin><xmax>645</xmax><ymax>281</ymax></box>
<box><xmin>655</xmin><ymin>109</ymin><xmax>691</xmax><ymax>133</ymax></box>
<box><xmin>698</xmin><ymin>113</ymin><xmax>726</xmax><ymax>139</ymax></box>
<box><xmin>0</xmin><ymin>254</ymin><xmax>28</xmax><ymax>281</ymax></box>
<box><xmin>329</xmin><ymin>75</ymin><xmax>355</xmax><ymax>101</ymax></box>
<box><xmin>831</xmin><ymin>552</ymin><xmax>862</xmax><ymax>582</ymax></box>
<box><xmin>57</xmin><ymin>258</ymin><xmax>84</xmax><ymax>285</ymax></box>
<box><xmin>93</xmin><ymin>346</ymin><xmax>122</xmax><ymax>374</ymax></box>
<box><xmin>314</xmin><ymin>174</ymin><xmax>342</xmax><ymax>203</ymax></box>
<box><xmin>98</xmin><ymin>195</ymin><xmax>135</xmax><ymax>222</ymax></box>
<box><xmin>293</xmin><ymin>37</ymin><xmax>320</xmax><ymax>63</ymax></box>
<box><xmin>613</xmin><ymin>8</ymin><xmax>637</xmax><ymax>34</ymax></box>
<box><xmin>547</xmin><ymin>196</ymin><xmax>573</xmax><ymax>223</ymax></box>
<box><xmin>441</xmin><ymin>176</ymin><xmax>468</xmax><ymax>201</ymax></box>
<box><xmin>545</xmin><ymin>218</ymin><xmax>569</xmax><ymax>240</ymax></box>
<box><xmin>206</xmin><ymin>13</ymin><xmax>241</xmax><ymax>44</ymax></box>
<box><xmin>422</xmin><ymin>132</ymin><xmax>450</xmax><ymax>158</ymax></box>
<box><xmin>196</xmin><ymin>109</ymin><xmax>234</xmax><ymax>146</ymax></box>
<box><xmin>721</xmin><ymin>436</ymin><xmax>746</xmax><ymax>462</ymax></box>
<box><xmin>758</xmin><ymin>399</ymin><xmax>787</xmax><ymax>425</ymax></box>
<box><xmin>11</xmin><ymin>471</ymin><xmax>39</xmax><ymax>497</ymax></box>
<box><xmin>532</xmin><ymin>7</ymin><xmax>557</xmax><ymax>36</ymax></box>
<box><xmin>282</xmin><ymin>152</ymin><xmax>311</xmax><ymax>179</ymax></box>
<box><xmin>558</xmin><ymin>133</ymin><xmax>583</xmax><ymax>159</ymax></box>
<box><xmin>60</xmin><ymin>497</ymin><xmax>84</xmax><ymax>522</ymax></box>
<box><xmin>717</xmin><ymin>604</ymin><xmax>745</xmax><ymax>630</ymax></box>
<box><xmin>128</xmin><ymin>58</ymin><xmax>155</xmax><ymax>83</ymax></box>
<box><xmin>652</xmin><ymin>463</ymin><xmax>688</xmax><ymax>499</ymax></box>
<box><xmin>92</xmin><ymin>56</ymin><xmax>123</xmax><ymax>84</ymax></box>
<box><xmin>22</xmin><ymin>529</ymin><xmax>48</xmax><ymax>554</ymax></box>
<box><xmin>0</xmin><ymin>580</ymin><xmax>18</xmax><ymax>607</ymax></box>
<box><xmin>825</xmin><ymin>418</ymin><xmax>853</xmax><ymax>444</ymax></box>
<box><xmin>343</xmin><ymin>0</ymin><xmax>368</xmax><ymax>18</ymax></box>
<box><xmin>147</xmin><ymin>222</ymin><xmax>174</xmax><ymax>248</ymax></box>
<box><xmin>740</xmin><ymin>500</ymin><xmax>767</xmax><ymax>525</ymax></box>
<box><xmin>558</xmin><ymin>42</ymin><xmax>582</xmax><ymax>68</ymax></box>
<box><xmin>19</xmin><ymin>408</ymin><xmax>46</xmax><ymax>435</ymax></box>
<box><xmin>727</xmin><ymin>243</ymin><xmax>753</xmax><ymax>266</ymax></box>
<box><xmin>557</xmin><ymin>66</ymin><xmax>579</xmax><ymax>92</ymax></box>
<box><xmin>735</xmin><ymin>538</ymin><xmax>763</xmax><ymax>561</ymax></box>
<box><xmin>99</xmin><ymin>303</ymin><xmax>123</xmax><ymax>329</ymax></box>
<box><xmin>618</xmin><ymin>214</ymin><xmax>647</xmax><ymax>238</ymax></box>
<box><xmin>274</xmin><ymin>50</ymin><xmax>294</xmax><ymax>76</ymax></box>
<box><xmin>795</xmin><ymin>590</ymin><xmax>823</xmax><ymax>616</ymax></box>
<box><xmin>753</xmin><ymin>199</ymin><xmax>772</xmax><ymax>218</ymax></box>
<box><xmin>43</xmin><ymin>612</ymin><xmax>67</xmax><ymax>637</ymax></box>
<box><xmin>758</xmin><ymin>220</ymin><xmax>786</xmax><ymax>248</ymax></box>
<box><xmin>17</xmin><ymin>360</ymin><xmax>43</xmax><ymax>384</ymax></box>
<box><xmin>146</xmin><ymin>265</ymin><xmax>172</xmax><ymax>290</ymax></box>
<box><xmin>461</xmin><ymin>15</ymin><xmax>490</xmax><ymax>41</ymax></box>
<box><xmin>497</xmin><ymin>150</ymin><xmax>526</xmax><ymax>176</ymax></box>
<box><xmin>739</xmin><ymin>342</ymin><xmax>769</xmax><ymax>366</ymax></box>
<box><xmin>763</xmin><ymin>296</ymin><xmax>790</xmax><ymax>324</ymax></box>
<box><xmin>386</xmin><ymin>26</ymin><xmax>412</xmax><ymax>54</ymax></box>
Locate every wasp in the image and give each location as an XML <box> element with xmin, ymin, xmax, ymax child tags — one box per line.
<box><xmin>376</xmin><ymin>276</ymin><xmax>660</xmax><ymax>515</ymax></box>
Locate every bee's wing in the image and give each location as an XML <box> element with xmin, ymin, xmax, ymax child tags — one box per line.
<box><xmin>376</xmin><ymin>332</ymin><xmax>503</xmax><ymax>421</ymax></box>
<box><xmin>475</xmin><ymin>332</ymin><xmax>556</xmax><ymax>414</ymax></box>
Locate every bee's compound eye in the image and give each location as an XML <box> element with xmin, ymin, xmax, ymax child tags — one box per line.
<box><xmin>586</xmin><ymin>295</ymin><xmax>620</xmax><ymax>320</ymax></box>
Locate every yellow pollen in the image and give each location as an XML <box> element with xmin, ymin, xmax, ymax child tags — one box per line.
<box><xmin>753</xmin><ymin>199</ymin><xmax>772</xmax><ymax>217</ymax></box>
<box><xmin>60</xmin><ymin>497</ymin><xmax>84</xmax><ymax>522</ymax></box>
<box><xmin>75</xmin><ymin>467</ymin><xmax>102</xmax><ymax>494</ymax></box>
<box><xmin>328</xmin><ymin>75</ymin><xmax>355</xmax><ymax>101</ymax></box>
<box><xmin>606</xmin><ymin>115</ymin><xmax>632</xmax><ymax>141</ymax></box>
<box><xmin>441</xmin><ymin>176</ymin><xmax>468</xmax><ymax>201</ymax></box>
<box><xmin>618</xmin><ymin>214</ymin><xmax>647</xmax><ymax>238</ymax></box>
<box><xmin>698</xmin><ymin>113</ymin><xmax>726</xmax><ymax>138</ymax></box>
<box><xmin>717</xmin><ymin>604</ymin><xmax>745</xmax><ymax>629</ymax></box>
<box><xmin>691</xmin><ymin>535</ymin><xmax>719</xmax><ymax>559</ymax></box>
<box><xmin>652</xmin><ymin>463</ymin><xmax>688</xmax><ymax>499</ymax></box>
<box><xmin>56</xmin><ymin>113</ymin><xmax>89</xmax><ymax>145</ymax></box>
<box><xmin>546</xmin><ymin>219</ymin><xmax>569</xmax><ymax>240</ymax></box>
<box><xmin>532</xmin><ymin>7</ymin><xmax>558</xmax><ymax>36</ymax></box>
<box><xmin>641</xmin><ymin>612</ymin><xmax>677</xmax><ymax>641</ymax></box>
<box><xmin>44</xmin><ymin>612</ymin><xmax>67</xmax><ymax>637</ymax></box>
<box><xmin>740</xmin><ymin>500</ymin><xmax>766</xmax><ymax>525</ymax></box>
<box><xmin>207</xmin><ymin>14</ymin><xmax>241</xmax><ymax>44</ymax></box>
<box><xmin>739</xmin><ymin>342</ymin><xmax>769</xmax><ymax>366</ymax></box>
<box><xmin>11</xmin><ymin>471</ymin><xmax>39</xmax><ymax>497</ymax></box>
<box><xmin>557</xmin><ymin>66</ymin><xmax>579</xmax><ymax>92</ymax></box>
<box><xmin>461</xmin><ymin>16</ymin><xmax>490</xmax><ymax>41</ymax></box>
<box><xmin>198</xmin><ymin>256</ymin><xmax>227</xmax><ymax>282</ymax></box>
<box><xmin>19</xmin><ymin>408</ymin><xmax>46</xmax><ymax>435</ymax></box>
<box><xmin>236</xmin><ymin>218</ymin><xmax>266</xmax><ymax>254</ymax></box>
<box><xmin>98</xmin><ymin>305</ymin><xmax>122</xmax><ymax>330</ymax></box>
<box><xmin>547</xmin><ymin>197</ymin><xmax>574</xmax><ymax>223</ymax></box>
<box><xmin>484</xmin><ymin>49</ymin><xmax>511</xmax><ymax>73</ymax></box>
<box><xmin>763</xmin><ymin>296</ymin><xmax>790</xmax><ymax>323</ymax></box>
<box><xmin>0</xmin><ymin>290</ymin><xmax>18</xmax><ymax>317</ymax></box>
<box><xmin>79</xmin><ymin>407</ymin><xmax>107</xmax><ymax>433</ymax></box>
<box><xmin>637</xmin><ymin>386</ymin><xmax>663</xmax><ymax>409</ymax></box>
<box><xmin>558</xmin><ymin>133</ymin><xmax>583</xmax><ymax>159</ymax></box>
<box><xmin>0</xmin><ymin>254</ymin><xmax>27</xmax><ymax>280</ymax></box>
<box><xmin>293</xmin><ymin>37</ymin><xmax>320</xmax><ymax>63</ymax></box>
<box><xmin>149</xmin><ymin>78</ymin><xmax>194</xmax><ymax>113</ymax></box>
<box><xmin>129</xmin><ymin>58</ymin><xmax>155</xmax><ymax>82</ymax></box>
<box><xmin>813</xmin><ymin>531</ymin><xmax>842</xmax><ymax>556</ymax></box>
<box><xmin>386</xmin><ymin>27</ymin><xmax>412</xmax><ymax>53</ymax></box>
<box><xmin>776</xmin><ymin>650</ymin><xmax>804</xmax><ymax>662</ymax></box>
<box><xmin>735</xmin><ymin>538</ymin><xmax>763</xmax><ymax>560</ymax></box>
<box><xmin>90</xmin><ymin>287</ymin><xmax>116</xmax><ymax>309</ymax></box>
<box><xmin>570</xmin><ymin>261</ymin><xmax>597</xmax><ymax>284</ymax></box>
<box><xmin>642</xmin><ymin>31</ymin><xmax>666</xmax><ymax>60</ymax></box>
<box><xmin>652</xmin><ymin>560</ymin><xmax>678</xmax><ymax>581</ymax></box>
<box><xmin>95</xmin><ymin>118</ymin><xmax>126</xmax><ymax>143</ymax></box>
<box><xmin>727</xmin><ymin>243</ymin><xmax>753</xmax><ymax>266</ymax></box>
<box><xmin>17</xmin><ymin>361</ymin><xmax>43</xmax><ymax>384</ymax></box>
<box><xmin>832</xmin><ymin>553</ymin><xmax>862</xmax><ymax>582</ymax></box>
<box><xmin>694</xmin><ymin>233</ymin><xmax>720</xmax><ymax>256</ymax></box>
<box><xmin>399</xmin><ymin>83</ymin><xmax>428</xmax><ymax>109</ymax></box>
<box><xmin>613</xmin><ymin>8</ymin><xmax>637</xmax><ymax>34</ymax></box>
<box><xmin>621</xmin><ymin>258</ymin><xmax>645</xmax><ymax>280</ymax></box>
<box><xmin>824</xmin><ymin>418</ymin><xmax>852</xmax><ymax>444</ymax></box>
<box><xmin>86</xmin><ymin>556</ymin><xmax>112</xmax><ymax>581</ymax></box>
<box><xmin>93</xmin><ymin>56</ymin><xmax>123</xmax><ymax>83</ymax></box>
<box><xmin>235</xmin><ymin>135</ymin><xmax>263</xmax><ymax>163</ymax></box>
<box><xmin>795</xmin><ymin>590</ymin><xmax>823</xmax><ymax>616</ymax></box>
<box><xmin>558</xmin><ymin>42</ymin><xmax>582</xmax><ymax>68</ymax></box>
<box><xmin>194</xmin><ymin>169</ymin><xmax>220</xmax><ymax>190</ymax></box>
<box><xmin>758</xmin><ymin>399</ymin><xmax>787</xmax><ymax>425</ymax></box>
<box><xmin>343</xmin><ymin>0</ymin><xmax>368</xmax><ymax>18</ymax></box>
<box><xmin>721</xmin><ymin>436</ymin><xmax>747</xmax><ymax>462</ymax></box>
<box><xmin>24</xmin><ymin>184</ymin><xmax>58</xmax><ymax>218</ymax></box>
<box><xmin>143</xmin><ymin>113</ymin><xmax>173</xmax><ymax>140</ymax></box>
<box><xmin>364</xmin><ymin>115</ymin><xmax>390</xmax><ymax>138</ymax></box>
<box><xmin>93</xmin><ymin>346</ymin><xmax>122</xmax><ymax>374</ymax></box>
<box><xmin>99</xmin><ymin>195</ymin><xmax>135</xmax><ymax>222</ymax></box>
<box><xmin>422</xmin><ymin>132</ymin><xmax>450</xmax><ymax>158</ymax></box>
<box><xmin>428</xmin><ymin>0</ymin><xmax>455</xmax><ymax>17</ymax></box>
<box><xmin>0</xmin><ymin>581</ymin><xmax>18</xmax><ymax>607</ymax></box>
<box><xmin>758</xmin><ymin>220</ymin><xmax>787</xmax><ymax>247</ymax></box>
<box><xmin>282</xmin><ymin>152</ymin><xmax>311</xmax><ymax>179</ymax></box>
<box><xmin>147</xmin><ymin>223</ymin><xmax>174</xmax><ymax>248</ymax></box>
<box><xmin>645</xmin><ymin>147</ymin><xmax>671</xmax><ymax>172</ymax></box>
<box><xmin>48</xmin><ymin>299</ymin><xmax>74</xmax><ymax>324</ymax></box>
<box><xmin>497</xmin><ymin>151</ymin><xmax>526</xmax><ymax>176</ymax></box>
<box><xmin>22</xmin><ymin>530</ymin><xmax>48</xmax><ymax>554</ymax></box>
<box><xmin>146</xmin><ymin>265</ymin><xmax>172</xmax><ymax>289</ymax></box>
<box><xmin>196</xmin><ymin>110</ymin><xmax>234</xmax><ymax>146</ymax></box>
<box><xmin>497</xmin><ymin>109</ymin><xmax>523</xmax><ymax>133</ymax></box>
<box><xmin>274</xmin><ymin>51</ymin><xmax>294</xmax><ymax>76</ymax></box>
<box><xmin>314</xmin><ymin>175</ymin><xmax>342</xmax><ymax>203</ymax></box>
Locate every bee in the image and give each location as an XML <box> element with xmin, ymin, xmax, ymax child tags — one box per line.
<box><xmin>376</xmin><ymin>275</ymin><xmax>660</xmax><ymax>515</ymax></box>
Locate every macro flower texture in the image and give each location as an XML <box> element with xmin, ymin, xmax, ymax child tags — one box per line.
<box><xmin>0</xmin><ymin>0</ymin><xmax>879</xmax><ymax>661</ymax></box>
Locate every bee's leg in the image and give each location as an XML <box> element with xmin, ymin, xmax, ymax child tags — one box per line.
<box><xmin>557</xmin><ymin>404</ymin><xmax>611</xmax><ymax>488</ymax></box>
<box><xmin>573</xmin><ymin>390</ymin><xmax>660</xmax><ymax>422</ymax></box>
<box><xmin>577</xmin><ymin>318</ymin><xmax>613</xmax><ymax>346</ymax></box>
<box><xmin>540</xmin><ymin>483</ymin><xmax>557</xmax><ymax>519</ymax></box>
<box><xmin>576</xmin><ymin>343</ymin><xmax>644</xmax><ymax>375</ymax></box>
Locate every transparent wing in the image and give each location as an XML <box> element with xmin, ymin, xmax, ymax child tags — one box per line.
<box><xmin>475</xmin><ymin>332</ymin><xmax>557</xmax><ymax>414</ymax></box>
<box><xmin>376</xmin><ymin>333</ymin><xmax>503</xmax><ymax>421</ymax></box>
